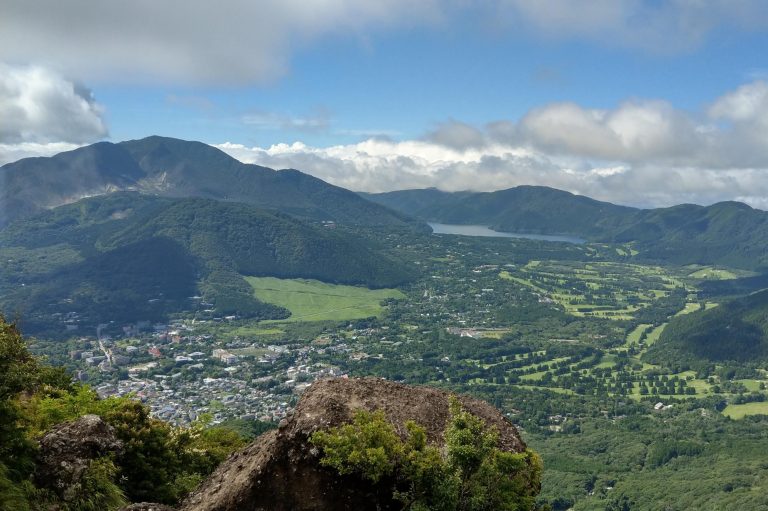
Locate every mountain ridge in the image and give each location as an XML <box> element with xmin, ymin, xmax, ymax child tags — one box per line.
<box><xmin>0</xmin><ymin>136</ymin><xmax>423</xmax><ymax>231</ymax></box>
<box><xmin>365</xmin><ymin>187</ymin><xmax>768</xmax><ymax>270</ymax></box>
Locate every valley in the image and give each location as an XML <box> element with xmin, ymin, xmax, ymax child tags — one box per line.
<box><xmin>5</xmin><ymin>140</ymin><xmax>768</xmax><ymax>510</ymax></box>
<box><xmin>21</xmin><ymin>223</ymin><xmax>768</xmax><ymax>510</ymax></box>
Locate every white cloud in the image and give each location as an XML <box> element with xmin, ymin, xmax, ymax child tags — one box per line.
<box><xmin>518</xmin><ymin>99</ymin><xmax>699</xmax><ymax>162</ymax></box>
<box><xmin>1</xmin><ymin>0</ymin><xmax>444</xmax><ymax>85</ymax></box>
<box><xmin>0</xmin><ymin>142</ymin><xmax>83</xmax><ymax>166</ymax></box>
<box><xmin>0</xmin><ymin>64</ymin><xmax>107</xmax><ymax>145</ymax></box>
<box><xmin>497</xmin><ymin>0</ymin><xmax>768</xmax><ymax>53</ymax></box>
<box><xmin>709</xmin><ymin>81</ymin><xmax>768</xmax><ymax>125</ymax></box>
<box><xmin>216</xmin><ymin>80</ymin><xmax>768</xmax><ymax>209</ymax></box>
<box><xmin>0</xmin><ymin>64</ymin><xmax>107</xmax><ymax>164</ymax></box>
<box><xmin>3</xmin><ymin>1</ymin><xmax>768</xmax><ymax>86</ymax></box>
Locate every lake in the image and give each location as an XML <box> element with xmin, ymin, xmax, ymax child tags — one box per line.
<box><xmin>428</xmin><ymin>223</ymin><xmax>585</xmax><ymax>244</ymax></box>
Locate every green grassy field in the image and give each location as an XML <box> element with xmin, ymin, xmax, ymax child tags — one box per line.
<box><xmin>500</xmin><ymin>261</ymin><xmax>678</xmax><ymax>321</ymax></box>
<box><xmin>225</xmin><ymin>326</ymin><xmax>284</xmax><ymax>338</ymax></box>
<box><xmin>674</xmin><ymin>302</ymin><xmax>702</xmax><ymax>316</ymax></box>
<box><xmin>723</xmin><ymin>402</ymin><xmax>768</xmax><ymax>419</ymax></box>
<box><xmin>644</xmin><ymin>323</ymin><xmax>667</xmax><ymax>346</ymax></box>
<box><xmin>624</xmin><ymin>324</ymin><xmax>652</xmax><ymax>347</ymax></box>
<box><xmin>245</xmin><ymin>277</ymin><xmax>405</xmax><ymax>323</ymax></box>
<box><xmin>688</xmin><ymin>267</ymin><xmax>739</xmax><ymax>280</ymax></box>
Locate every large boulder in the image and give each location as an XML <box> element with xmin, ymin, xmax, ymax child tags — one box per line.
<box><xmin>35</xmin><ymin>414</ymin><xmax>122</xmax><ymax>501</ymax></box>
<box><xmin>181</xmin><ymin>377</ymin><xmax>528</xmax><ymax>511</ymax></box>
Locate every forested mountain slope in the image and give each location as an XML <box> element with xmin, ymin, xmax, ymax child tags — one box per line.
<box><xmin>367</xmin><ymin>187</ymin><xmax>768</xmax><ymax>270</ymax></box>
<box><xmin>0</xmin><ymin>193</ymin><xmax>416</xmax><ymax>334</ymax></box>
<box><xmin>647</xmin><ymin>289</ymin><xmax>768</xmax><ymax>365</ymax></box>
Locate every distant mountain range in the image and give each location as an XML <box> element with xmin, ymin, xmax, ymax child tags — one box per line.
<box><xmin>0</xmin><ymin>136</ymin><xmax>422</xmax><ymax>230</ymax></box>
<box><xmin>0</xmin><ymin>193</ymin><xmax>416</xmax><ymax>335</ymax></box>
<box><xmin>366</xmin><ymin>187</ymin><xmax>768</xmax><ymax>270</ymax></box>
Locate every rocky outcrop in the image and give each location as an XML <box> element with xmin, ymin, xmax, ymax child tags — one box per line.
<box><xmin>181</xmin><ymin>377</ymin><xmax>527</xmax><ymax>511</ymax></box>
<box><xmin>35</xmin><ymin>414</ymin><xmax>122</xmax><ymax>501</ymax></box>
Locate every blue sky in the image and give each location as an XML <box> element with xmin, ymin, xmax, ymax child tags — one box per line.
<box><xmin>3</xmin><ymin>1</ymin><xmax>768</xmax><ymax>207</ymax></box>
<box><xmin>100</xmin><ymin>24</ymin><xmax>768</xmax><ymax>146</ymax></box>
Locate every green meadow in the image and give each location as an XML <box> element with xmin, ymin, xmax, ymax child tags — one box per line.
<box><xmin>245</xmin><ymin>276</ymin><xmax>405</xmax><ymax>323</ymax></box>
<box><xmin>723</xmin><ymin>402</ymin><xmax>768</xmax><ymax>419</ymax></box>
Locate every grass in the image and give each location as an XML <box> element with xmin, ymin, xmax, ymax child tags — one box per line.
<box><xmin>225</xmin><ymin>326</ymin><xmax>284</xmax><ymax>338</ymax></box>
<box><xmin>722</xmin><ymin>402</ymin><xmax>768</xmax><ymax>419</ymax></box>
<box><xmin>674</xmin><ymin>302</ymin><xmax>702</xmax><ymax>316</ymax></box>
<box><xmin>500</xmin><ymin>261</ymin><xmax>678</xmax><ymax>321</ymax></box>
<box><xmin>625</xmin><ymin>324</ymin><xmax>652</xmax><ymax>347</ymax></box>
<box><xmin>245</xmin><ymin>277</ymin><xmax>405</xmax><ymax>323</ymax></box>
<box><xmin>733</xmin><ymin>379</ymin><xmax>766</xmax><ymax>392</ymax></box>
<box><xmin>644</xmin><ymin>324</ymin><xmax>667</xmax><ymax>346</ymax></box>
<box><xmin>688</xmin><ymin>267</ymin><xmax>739</xmax><ymax>280</ymax></box>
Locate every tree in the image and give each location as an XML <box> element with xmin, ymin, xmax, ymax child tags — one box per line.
<box><xmin>311</xmin><ymin>398</ymin><xmax>542</xmax><ymax>510</ymax></box>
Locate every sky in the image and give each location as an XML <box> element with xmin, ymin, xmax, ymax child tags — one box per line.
<box><xmin>3</xmin><ymin>0</ymin><xmax>768</xmax><ymax>208</ymax></box>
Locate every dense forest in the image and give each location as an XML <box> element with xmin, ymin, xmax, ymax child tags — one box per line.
<box><xmin>0</xmin><ymin>193</ymin><xmax>417</xmax><ymax>335</ymax></box>
<box><xmin>647</xmin><ymin>289</ymin><xmax>768</xmax><ymax>365</ymax></box>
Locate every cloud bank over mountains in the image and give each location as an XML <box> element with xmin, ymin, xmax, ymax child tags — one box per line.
<box><xmin>3</xmin><ymin>1</ymin><xmax>768</xmax><ymax>208</ymax></box>
<box><xmin>218</xmin><ymin>80</ymin><xmax>768</xmax><ymax>209</ymax></box>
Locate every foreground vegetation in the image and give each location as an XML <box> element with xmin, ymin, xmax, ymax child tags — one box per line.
<box><xmin>311</xmin><ymin>400</ymin><xmax>542</xmax><ymax>511</ymax></box>
<box><xmin>0</xmin><ymin>317</ymin><xmax>247</xmax><ymax>510</ymax></box>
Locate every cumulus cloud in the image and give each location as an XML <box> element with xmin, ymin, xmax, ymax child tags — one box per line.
<box><xmin>517</xmin><ymin>100</ymin><xmax>700</xmax><ymax>162</ymax></box>
<box><xmin>0</xmin><ymin>64</ymin><xmax>107</xmax><ymax>144</ymax></box>
<box><xmin>497</xmin><ymin>0</ymin><xmax>768</xmax><ymax>53</ymax></box>
<box><xmin>1</xmin><ymin>0</ymin><xmax>444</xmax><ymax>85</ymax></box>
<box><xmin>4</xmin><ymin>1</ymin><xmax>768</xmax><ymax>85</ymax></box>
<box><xmin>217</xmin><ymin>80</ymin><xmax>768</xmax><ymax>209</ymax></box>
<box><xmin>424</xmin><ymin>120</ymin><xmax>488</xmax><ymax>150</ymax></box>
<box><xmin>0</xmin><ymin>64</ymin><xmax>107</xmax><ymax>164</ymax></box>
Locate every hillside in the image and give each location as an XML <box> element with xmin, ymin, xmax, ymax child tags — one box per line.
<box><xmin>0</xmin><ymin>136</ymin><xmax>422</xmax><ymax>230</ymax></box>
<box><xmin>366</xmin><ymin>187</ymin><xmax>768</xmax><ymax>270</ymax></box>
<box><xmin>364</xmin><ymin>186</ymin><xmax>638</xmax><ymax>238</ymax></box>
<box><xmin>645</xmin><ymin>290</ymin><xmax>768</xmax><ymax>365</ymax></box>
<box><xmin>610</xmin><ymin>201</ymin><xmax>768</xmax><ymax>269</ymax></box>
<box><xmin>0</xmin><ymin>193</ymin><xmax>416</xmax><ymax>334</ymax></box>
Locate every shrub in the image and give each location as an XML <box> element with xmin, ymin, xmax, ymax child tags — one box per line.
<box><xmin>311</xmin><ymin>398</ymin><xmax>542</xmax><ymax>510</ymax></box>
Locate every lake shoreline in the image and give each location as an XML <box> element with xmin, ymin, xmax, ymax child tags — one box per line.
<box><xmin>428</xmin><ymin>223</ymin><xmax>585</xmax><ymax>244</ymax></box>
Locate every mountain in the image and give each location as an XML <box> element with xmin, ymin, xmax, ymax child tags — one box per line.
<box><xmin>610</xmin><ymin>201</ymin><xmax>768</xmax><ymax>269</ymax></box>
<box><xmin>646</xmin><ymin>290</ymin><xmax>768</xmax><ymax>365</ymax></box>
<box><xmin>0</xmin><ymin>193</ymin><xmax>417</xmax><ymax>334</ymax></box>
<box><xmin>366</xmin><ymin>187</ymin><xmax>768</xmax><ymax>270</ymax></box>
<box><xmin>0</xmin><ymin>136</ymin><xmax>422</xmax><ymax>230</ymax></box>
<box><xmin>363</xmin><ymin>186</ymin><xmax>638</xmax><ymax>237</ymax></box>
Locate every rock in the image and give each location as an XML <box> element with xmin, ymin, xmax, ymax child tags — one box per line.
<box><xmin>35</xmin><ymin>414</ymin><xmax>122</xmax><ymax>502</ymax></box>
<box><xmin>181</xmin><ymin>377</ymin><xmax>527</xmax><ymax>511</ymax></box>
